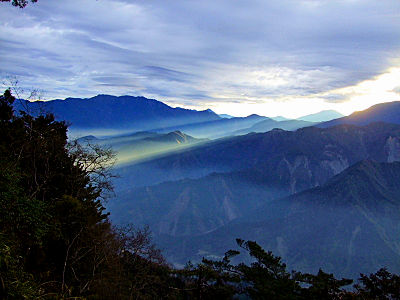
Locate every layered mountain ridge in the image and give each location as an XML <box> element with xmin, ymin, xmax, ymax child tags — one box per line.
<box><xmin>297</xmin><ymin>110</ymin><xmax>344</xmax><ymax>122</ymax></box>
<box><xmin>16</xmin><ymin>95</ymin><xmax>318</xmax><ymax>139</ymax></box>
<box><xmin>30</xmin><ymin>95</ymin><xmax>400</xmax><ymax>279</ymax></box>
<box><xmin>319</xmin><ymin>101</ymin><xmax>400</xmax><ymax>128</ymax></box>
<box><xmin>80</xmin><ymin>130</ymin><xmax>205</xmax><ymax>165</ymax></box>
<box><xmin>162</xmin><ymin>160</ymin><xmax>400</xmax><ymax>278</ymax></box>
<box><xmin>115</xmin><ymin>122</ymin><xmax>400</xmax><ymax>190</ymax></box>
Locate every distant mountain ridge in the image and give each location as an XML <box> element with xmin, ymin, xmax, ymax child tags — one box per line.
<box><xmin>270</xmin><ymin>116</ymin><xmax>290</xmax><ymax>121</ymax></box>
<box><xmin>111</xmin><ymin>123</ymin><xmax>400</xmax><ymax>237</ymax></box>
<box><xmin>15</xmin><ymin>94</ymin><xmax>314</xmax><ymax>139</ymax></box>
<box><xmin>14</xmin><ymin>94</ymin><xmax>221</xmax><ymax>131</ymax></box>
<box><xmin>155</xmin><ymin>114</ymin><xmax>268</xmax><ymax>138</ymax></box>
<box><xmin>297</xmin><ymin>110</ymin><xmax>344</xmax><ymax>122</ymax></box>
<box><xmin>219</xmin><ymin>114</ymin><xmax>235</xmax><ymax>119</ymax></box>
<box><xmin>80</xmin><ymin>130</ymin><xmax>205</xmax><ymax>165</ymax></box>
<box><xmin>234</xmin><ymin>118</ymin><xmax>315</xmax><ymax>135</ymax></box>
<box><xmin>114</xmin><ymin>122</ymin><xmax>400</xmax><ymax>190</ymax></box>
<box><xmin>319</xmin><ymin>101</ymin><xmax>400</xmax><ymax>128</ymax></box>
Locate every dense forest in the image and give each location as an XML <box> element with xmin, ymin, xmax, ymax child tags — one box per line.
<box><xmin>1</xmin><ymin>88</ymin><xmax>400</xmax><ymax>299</ymax></box>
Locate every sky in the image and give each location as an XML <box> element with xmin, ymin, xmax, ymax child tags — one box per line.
<box><xmin>1</xmin><ymin>0</ymin><xmax>400</xmax><ymax>118</ymax></box>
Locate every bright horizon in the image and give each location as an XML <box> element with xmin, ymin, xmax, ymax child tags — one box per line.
<box><xmin>176</xmin><ymin>66</ymin><xmax>400</xmax><ymax>118</ymax></box>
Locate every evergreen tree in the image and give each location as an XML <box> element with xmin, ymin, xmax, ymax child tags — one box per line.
<box><xmin>0</xmin><ymin>89</ymin><xmax>174</xmax><ymax>298</ymax></box>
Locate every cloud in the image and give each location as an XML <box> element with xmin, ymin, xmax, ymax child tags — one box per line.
<box><xmin>392</xmin><ymin>86</ymin><xmax>400</xmax><ymax>95</ymax></box>
<box><xmin>141</xmin><ymin>66</ymin><xmax>195</xmax><ymax>83</ymax></box>
<box><xmin>320</xmin><ymin>93</ymin><xmax>351</xmax><ymax>103</ymax></box>
<box><xmin>1</xmin><ymin>0</ymin><xmax>400</xmax><ymax>111</ymax></box>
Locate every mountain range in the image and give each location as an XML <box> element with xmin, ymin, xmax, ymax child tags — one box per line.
<box><xmin>17</xmin><ymin>93</ymin><xmax>400</xmax><ymax>278</ymax></box>
<box><xmin>233</xmin><ymin>118</ymin><xmax>315</xmax><ymax>135</ymax></box>
<box><xmin>15</xmin><ymin>94</ymin><xmax>220</xmax><ymax>133</ymax></box>
<box><xmin>110</xmin><ymin>121</ymin><xmax>400</xmax><ymax>233</ymax></box>
<box><xmin>159</xmin><ymin>160</ymin><xmax>400</xmax><ymax>278</ymax></box>
<box><xmin>15</xmin><ymin>95</ymin><xmax>346</xmax><ymax>139</ymax></box>
<box><xmin>319</xmin><ymin>101</ymin><xmax>400</xmax><ymax>127</ymax></box>
<box><xmin>297</xmin><ymin>109</ymin><xmax>344</xmax><ymax>122</ymax></box>
<box><xmin>106</xmin><ymin>101</ymin><xmax>400</xmax><ymax>278</ymax></box>
<box><xmin>155</xmin><ymin>114</ymin><xmax>269</xmax><ymax>138</ymax></box>
<box><xmin>78</xmin><ymin>130</ymin><xmax>206</xmax><ymax>165</ymax></box>
<box><xmin>113</xmin><ymin>122</ymin><xmax>400</xmax><ymax>190</ymax></box>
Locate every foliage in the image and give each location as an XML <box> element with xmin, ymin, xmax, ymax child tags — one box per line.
<box><xmin>234</xmin><ymin>238</ymin><xmax>302</xmax><ymax>299</ymax></box>
<box><xmin>0</xmin><ymin>89</ymin><xmax>172</xmax><ymax>299</ymax></box>
<box><xmin>174</xmin><ymin>250</ymin><xmax>240</xmax><ymax>299</ymax></box>
<box><xmin>174</xmin><ymin>239</ymin><xmax>351</xmax><ymax>299</ymax></box>
<box><xmin>0</xmin><ymin>234</ymin><xmax>40</xmax><ymax>299</ymax></box>
<box><xmin>354</xmin><ymin>268</ymin><xmax>400</xmax><ymax>299</ymax></box>
<box><xmin>175</xmin><ymin>240</ymin><xmax>400</xmax><ymax>299</ymax></box>
<box><xmin>0</xmin><ymin>0</ymin><xmax>37</xmax><ymax>8</ymax></box>
<box><xmin>296</xmin><ymin>269</ymin><xmax>353</xmax><ymax>300</ymax></box>
<box><xmin>67</xmin><ymin>139</ymin><xmax>116</xmax><ymax>201</ymax></box>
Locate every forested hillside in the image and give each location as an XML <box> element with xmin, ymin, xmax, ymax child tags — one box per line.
<box><xmin>0</xmin><ymin>89</ymin><xmax>173</xmax><ymax>298</ymax></box>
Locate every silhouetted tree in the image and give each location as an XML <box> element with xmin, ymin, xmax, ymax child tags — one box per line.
<box><xmin>354</xmin><ymin>268</ymin><xmax>400</xmax><ymax>299</ymax></box>
<box><xmin>0</xmin><ymin>89</ymin><xmax>178</xmax><ymax>299</ymax></box>
<box><xmin>297</xmin><ymin>269</ymin><xmax>353</xmax><ymax>300</ymax></box>
<box><xmin>0</xmin><ymin>0</ymin><xmax>37</xmax><ymax>8</ymax></box>
<box><xmin>176</xmin><ymin>239</ymin><xmax>355</xmax><ymax>300</ymax></box>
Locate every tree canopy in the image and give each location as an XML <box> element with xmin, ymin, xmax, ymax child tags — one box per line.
<box><xmin>0</xmin><ymin>89</ymin><xmax>173</xmax><ymax>298</ymax></box>
<box><xmin>0</xmin><ymin>0</ymin><xmax>37</xmax><ymax>8</ymax></box>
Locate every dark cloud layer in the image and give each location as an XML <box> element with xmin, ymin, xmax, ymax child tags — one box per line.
<box><xmin>1</xmin><ymin>0</ymin><xmax>400</xmax><ymax>110</ymax></box>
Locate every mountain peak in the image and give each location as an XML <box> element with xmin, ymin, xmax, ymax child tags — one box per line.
<box><xmin>270</xmin><ymin>116</ymin><xmax>290</xmax><ymax>121</ymax></box>
<box><xmin>297</xmin><ymin>110</ymin><xmax>343</xmax><ymax>122</ymax></box>
<box><xmin>246</xmin><ymin>114</ymin><xmax>265</xmax><ymax>119</ymax></box>
<box><xmin>152</xmin><ymin>130</ymin><xmax>198</xmax><ymax>144</ymax></box>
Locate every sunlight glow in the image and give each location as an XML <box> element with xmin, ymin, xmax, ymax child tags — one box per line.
<box><xmin>208</xmin><ymin>66</ymin><xmax>400</xmax><ymax>118</ymax></box>
<box><xmin>332</xmin><ymin>67</ymin><xmax>400</xmax><ymax>115</ymax></box>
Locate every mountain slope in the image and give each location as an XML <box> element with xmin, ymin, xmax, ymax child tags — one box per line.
<box><xmin>82</xmin><ymin>130</ymin><xmax>206</xmax><ymax>165</ymax></box>
<box><xmin>111</xmin><ymin>123</ymin><xmax>400</xmax><ymax>239</ymax></box>
<box><xmin>270</xmin><ymin>116</ymin><xmax>290</xmax><ymax>121</ymax></box>
<box><xmin>234</xmin><ymin>118</ymin><xmax>315</xmax><ymax>135</ymax></box>
<box><xmin>15</xmin><ymin>94</ymin><xmax>220</xmax><ymax>131</ymax></box>
<box><xmin>110</xmin><ymin>168</ymin><xmax>292</xmax><ymax>236</ymax></box>
<box><xmin>159</xmin><ymin>161</ymin><xmax>400</xmax><ymax>278</ymax></box>
<box><xmin>319</xmin><ymin>101</ymin><xmax>400</xmax><ymax>128</ymax></box>
<box><xmin>297</xmin><ymin>110</ymin><xmax>343</xmax><ymax>122</ymax></box>
<box><xmin>156</xmin><ymin>114</ymin><xmax>268</xmax><ymax>138</ymax></box>
<box><xmin>114</xmin><ymin>122</ymin><xmax>400</xmax><ymax>189</ymax></box>
<box><xmin>219</xmin><ymin>114</ymin><xmax>235</xmax><ymax>119</ymax></box>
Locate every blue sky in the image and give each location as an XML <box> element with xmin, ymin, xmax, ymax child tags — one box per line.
<box><xmin>1</xmin><ymin>0</ymin><xmax>400</xmax><ymax>117</ymax></box>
